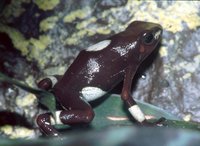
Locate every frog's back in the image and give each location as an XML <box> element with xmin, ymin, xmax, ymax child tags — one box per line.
<box><xmin>54</xmin><ymin>48</ymin><xmax>127</xmax><ymax>91</ymax></box>
<box><xmin>53</xmin><ymin>21</ymin><xmax>163</xmax><ymax>102</ymax></box>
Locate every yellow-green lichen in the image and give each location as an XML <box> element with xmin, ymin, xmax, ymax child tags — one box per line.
<box><xmin>65</xmin><ymin>16</ymin><xmax>111</xmax><ymax>45</ymax></box>
<box><xmin>0</xmin><ymin>125</ymin><xmax>35</xmax><ymax>139</ymax></box>
<box><xmin>36</xmin><ymin>51</ymin><xmax>53</xmax><ymax>68</ymax></box>
<box><xmin>1</xmin><ymin>0</ymin><xmax>199</xmax><ymax>70</ymax></box>
<box><xmin>34</xmin><ymin>0</ymin><xmax>60</xmax><ymax>11</ymax></box>
<box><xmin>40</xmin><ymin>16</ymin><xmax>59</xmax><ymax>32</ymax></box>
<box><xmin>65</xmin><ymin>36</ymin><xmax>80</xmax><ymax>45</ymax></box>
<box><xmin>0</xmin><ymin>24</ymin><xmax>53</xmax><ymax>68</ymax></box>
<box><xmin>0</xmin><ymin>24</ymin><xmax>29</xmax><ymax>56</ymax></box>
<box><xmin>159</xmin><ymin>46</ymin><xmax>168</xmax><ymax>58</ymax></box>
<box><xmin>25</xmin><ymin>75</ymin><xmax>36</xmax><ymax>87</ymax></box>
<box><xmin>86</xmin><ymin>29</ymin><xmax>98</xmax><ymax>37</ymax></box>
<box><xmin>0</xmin><ymin>125</ymin><xmax>12</xmax><ymax>136</ymax></box>
<box><xmin>164</xmin><ymin>1</ymin><xmax>200</xmax><ymax>30</ymax></box>
<box><xmin>30</xmin><ymin>35</ymin><xmax>52</xmax><ymax>51</ymax></box>
<box><xmin>63</xmin><ymin>7</ymin><xmax>92</xmax><ymax>23</ymax></box>
<box><xmin>64</xmin><ymin>0</ymin><xmax>196</xmax><ymax>46</ymax></box>
<box><xmin>1</xmin><ymin>0</ymin><xmax>30</xmax><ymax>20</ymax></box>
<box><xmin>65</xmin><ymin>26</ymin><xmax>111</xmax><ymax>45</ymax></box>
<box><xmin>16</xmin><ymin>94</ymin><xmax>37</xmax><ymax>107</ymax></box>
<box><xmin>126</xmin><ymin>1</ymin><xmax>200</xmax><ymax>33</ymax></box>
<box><xmin>96</xmin><ymin>27</ymin><xmax>111</xmax><ymax>35</ymax></box>
<box><xmin>76</xmin><ymin>17</ymin><xmax>97</xmax><ymax>30</ymax></box>
<box><xmin>0</xmin><ymin>24</ymin><xmax>52</xmax><ymax>58</ymax></box>
<box><xmin>182</xmin><ymin>73</ymin><xmax>192</xmax><ymax>80</ymax></box>
<box><xmin>65</xmin><ymin>29</ymin><xmax>90</xmax><ymax>45</ymax></box>
<box><xmin>100</xmin><ymin>1</ymin><xmax>142</xmax><ymax>30</ymax></box>
<box><xmin>176</xmin><ymin>54</ymin><xmax>200</xmax><ymax>73</ymax></box>
<box><xmin>44</xmin><ymin>66</ymin><xmax>66</xmax><ymax>75</ymax></box>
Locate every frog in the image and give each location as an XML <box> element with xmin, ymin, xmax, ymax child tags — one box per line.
<box><xmin>36</xmin><ymin>21</ymin><xmax>163</xmax><ymax>137</ymax></box>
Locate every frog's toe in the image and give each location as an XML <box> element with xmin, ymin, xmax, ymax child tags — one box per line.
<box><xmin>155</xmin><ymin>117</ymin><xmax>166</xmax><ymax>125</ymax></box>
<box><xmin>141</xmin><ymin>117</ymin><xmax>166</xmax><ymax>127</ymax></box>
<box><xmin>37</xmin><ymin>78</ymin><xmax>53</xmax><ymax>91</ymax></box>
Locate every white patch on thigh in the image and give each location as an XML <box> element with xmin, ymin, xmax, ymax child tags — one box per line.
<box><xmin>80</xmin><ymin>86</ymin><xmax>106</xmax><ymax>101</ymax></box>
<box><xmin>86</xmin><ymin>40</ymin><xmax>111</xmax><ymax>51</ymax></box>
<box><xmin>128</xmin><ymin>105</ymin><xmax>145</xmax><ymax>122</ymax></box>
<box><xmin>50</xmin><ymin>111</ymin><xmax>63</xmax><ymax>125</ymax></box>
<box><xmin>47</xmin><ymin>76</ymin><xmax>58</xmax><ymax>87</ymax></box>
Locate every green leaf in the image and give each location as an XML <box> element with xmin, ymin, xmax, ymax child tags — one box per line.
<box><xmin>92</xmin><ymin>94</ymin><xmax>200</xmax><ymax>131</ymax></box>
<box><xmin>38</xmin><ymin>92</ymin><xmax>56</xmax><ymax>115</ymax></box>
<box><xmin>136</xmin><ymin>98</ymin><xmax>179</xmax><ymax>120</ymax></box>
<box><xmin>91</xmin><ymin>94</ymin><xmax>179</xmax><ymax>129</ymax></box>
<box><xmin>1</xmin><ymin>72</ymin><xmax>200</xmax><ymax>132</ymax></box>
<box><xmin>162</xmin><ymin>119</ymin><xmax>200</xmax><ymax>131</ymax></box>
<box><xmin>0</xmin><ymin>72</ymin><xmax>56</xmax><ymax>114</ymax></box>
<box><xmin>56</xmin><ymin>94</ymin><xmax>180</xmax><ymax>130</ymax></box>
<box><xmin>2</xmin><ymin>126</ymin><xmax>200</xmax><ymax>146</ymax></box>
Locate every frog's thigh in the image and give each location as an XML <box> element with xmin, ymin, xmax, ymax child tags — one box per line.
<box><xmin>51</xmin><ymin>109</ymin><xmax>94</xmax><ymax>125</ymax></box>
<box><xmin>51</xmin><ymin>97</ymin><xmax>94</xmax><ymax>125</ymax></box>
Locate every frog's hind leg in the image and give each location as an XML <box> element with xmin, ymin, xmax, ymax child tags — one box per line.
<box><xmin>37</xmin><ymin>113</ymin><xmax>60</xmax><ymax>137</ymax></box>
<box><xmin>36</xmin><ymin>99</ymin><xmax>94</xmax><ymax>136</ymax></box>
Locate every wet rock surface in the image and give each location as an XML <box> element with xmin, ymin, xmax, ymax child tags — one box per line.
<box><xmin>0</xmin><ymin>0</ymin><xmax>200</xmax><ymax>138</ymax></box>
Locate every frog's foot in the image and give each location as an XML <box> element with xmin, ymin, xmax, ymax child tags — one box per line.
<box><xmin>141</xmin><ymin>117</ymin><xmax>166</xmax><ymax>126</ymax></box>
<box><xmin>37</xmin><ymin>113</ymin><xmax>60</xmax><ymax>137</ymax></box>
<box><xmin>36</xmin><ymin>108</ymin><xmax>94</xmax><ymax>137</ymax></box>
<box><xmin>37</xmin><ymin>76</ymin><xmax>58</xmax><ymax>91</ymax></box>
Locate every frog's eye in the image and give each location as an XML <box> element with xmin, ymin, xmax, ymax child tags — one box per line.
<box><xmin>142</xmin><ymin>33</ymin><xmax>154</xmax><ymax>45</ymax></box>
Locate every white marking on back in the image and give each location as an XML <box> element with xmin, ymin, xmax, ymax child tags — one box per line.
<box><xmin>128</xmin><ymin>105</ymin><xmax>145</xmax><ymax>122</ymax></box>
<box><xmin>86</xmin><ymin>40</ymin><xmax>111</xmax><ymax>51</ymax></box>
<box><xmin>80</xmin><ymin>86</ymin><xmax>106</xmax><ymax>101</ymax></box>
<box><xmin>47</xmin><ymin>76</ymin><xmax>58</xmax><ymax>87</ymax></box>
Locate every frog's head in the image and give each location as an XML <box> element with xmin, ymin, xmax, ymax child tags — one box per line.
<box><xmin>84</xmin><ymin>21</ymin><xmax>162</xmax><ymax>65</ymax></box>
<box><xmin>124</xmin><ymin>21</ymin><xmax>163</xmax><ymax>62</ymax></box>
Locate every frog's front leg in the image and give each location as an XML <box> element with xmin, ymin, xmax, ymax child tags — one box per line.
<box><xmin>36</xmin><ymin>99</ymin><xmax>94</xmax><ymax>136</ymax></box>
<box><xmin>37</xmin><ymin>75</ymin><xmax>63</xmax><ymax>91</ymax></box>
<box><xmin>121</xmin><ymin>66</ymin><xmax>165</xmax><ymax>125</ymax></box>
